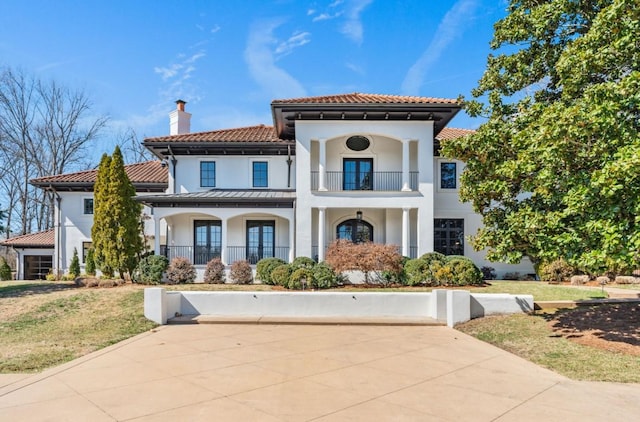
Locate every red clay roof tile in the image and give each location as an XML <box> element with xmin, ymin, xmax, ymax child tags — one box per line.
<box><xmin>436</xmin><ymin>127</ymin><xmax>476</xmax><ymax>140</ymax></box>
<box><xmin>0</xmin><ymin>229</ymin><xmax>54</xmax><ymax>247</ymax></box>
<box><xmin>271</xmin><ymin>92</ymin><xmax>459</xmax><ymax>105</ymax></box>
<box><xmin>31</xmin><ymin>161</ymin><xmax>168</xmax><ymax>186</ymax></box>
<box><xmin>144</xmin><ymin>125</ymin><xmax>286</xmax><ymax>144</ymax></box>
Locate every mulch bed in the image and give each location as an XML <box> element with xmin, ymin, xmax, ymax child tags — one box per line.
<box><xmin>548</xmin><ymin>303</ymin><xmax>640</xmax><ymax>356</ymax></box>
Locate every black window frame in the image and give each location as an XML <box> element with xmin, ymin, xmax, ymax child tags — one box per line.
<box><xmin>194</xmin><ymin>220</ymin><xmax>222</xmax><ymax>265</ymax></box>
<box><xmin>336</xmin><ymin>219</ymin><xmax>373</xmax><ymax>243</ymax></box>
<box><xmin>252</xmin><ymin>161</ymin><xmax>268</xmax><ymax>188</ymax></box>
<box><xmin>82</xmin><ymin>241</ymin><xmax>92</xmax><ymax>263</ymax></box>
<box><xmin>246</xmin><ymin>220</ymin><xmax>275</xmax><ymax>264</ymax></box>
<box><xmin>200</xmin><ymin>161</ymin><xmax>216</xmax><ymax>188</ymax></box>
<box><xmin>440</xmin><ymin>162</ymin><xmax>457</xmax><ymax>189</ymax></box>
<box><xmin>83</xmin><ymin>198</ymin><xmax>94</xmax><ymax>215</ymax></box>
<box><xmin>434</xmin><ymin>218</ymin><xmax>464</xmax><ymax>255</ymax></box>
<box><xmin>343</xmin><ymin>158</ymin><xmax>373</xmax><ymax>190</ymax></box>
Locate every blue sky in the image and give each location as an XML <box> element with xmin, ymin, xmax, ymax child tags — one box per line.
<box><xmin>0</xmin><ymin>0</ymin><xmax>506</xmax><ymax>158</ymax></box>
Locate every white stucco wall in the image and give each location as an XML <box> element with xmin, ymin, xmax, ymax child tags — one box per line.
<box><xmin>170</xmin><ymin>155</ymin><xmax>295</xmax><ymax>193</ymax></box>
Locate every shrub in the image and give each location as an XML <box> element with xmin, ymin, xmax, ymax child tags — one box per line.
<box><xmin>404</xmin><ymin>255</ymin><xmax>445</xmax><ymax>286</ymax></box>
<box><xmin>481</xmin><ymin>266</ymin><xmax>496</xmax><ymax>280</ymax></box>
<box><xmin>539</xmin><ymin>259</ymin><xmax>574</xmax><ymax>283</ymax></box>
<box><xmin>313</xmin><ymin>262</ymin><xmax>340</xmax><ymax>289</ymax></box>
<box><xmin>45</xmin><ymin>272</ymin><xmax>57</xmax><ymax>281</ymax></box>
<box><xmin>271</xmin><ymin>264</ymin><xmax>292</xmax><ymax>286</ymax></box>
<box><xmin>595</xmin><ymin>275</ymin><xmax>610</xmax><ymax>285</ymax></box>
<box><xmin>503</xmin><ymin>272</ymin><xmax>522</xmax><ymax>281</ymax></box>
<box><xmin>85</xmin><ymin>248</ymin><xmax>96</xmax><ymax>276</ymax></box>
<box><xmin>0</xmin><ymin>257</ymin><xmax>12</xmax><ymax>281</ymax></box>
<box><xmin>444</xmin><ymin>257</ymin><xmax>483</xmax><ymax>286</ymax></box>
<box><xmin>166</xmin><ymin>257</ymin><xmax>196</xmax><ymax>284</ymax></box>
<box><xmin>204</xmin><ymin>257</ymin><xmax>226</xmax><ymax>284</ymax></box>
<box><xmin>291</xmin><ymin>256</ymin><xmax>316</xmax><ymax>270</ymax></box>
<box><xmin>69</xmin><ymin>248</ymin><xmax>81</xmax><ymax>278</ymax></box>
<box><xmin>230</xmin><ymin>260</ymin><xmax>253</xmax><ymax>284</ymax></box>
<box><xmin>325</xmin><ymin>240</ymin><xmax>403</xmax><ymax>284</ymax></box>
<box><xmin>287</xmin><ymin>268</ymin><xmax>315</xmax><ymax>289</ymax></box>
<box><xmin>256</xmin><ymin>257</ymin><xmax>286</xmax><ymax>284</ymax></box>
<box><xmin>133</xmin><ymin>255</ymin><xmax>169</xmax><ymax>285</ymax></box>
<box><xmin>614</xmin><ymin>275</ymin><xmax>637</xmax><ymax>285</ymax></box>
<box><xmin>98</xmin><ymin>279</ymin><xmax>118</xmax><ymax>288</ymax></box>
<box><xmin>570</xmin><ymin>275</ymin><xmax>590</xmax><ymax>285</ymax></box>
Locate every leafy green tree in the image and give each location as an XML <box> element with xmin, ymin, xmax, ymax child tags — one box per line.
<box><xmin>91</xmin><ymin>147</ymin><xmax>143</xmax><ymax>279</ymax></box>
<box><xmin>442</xmin><ymin>0</ymin><xmax>639</xmax><ymax>274</ymax></box>
<box><xmin>69</xmin><ymin>247</ymin><xmax>80</xmax><ymax>277</ymax></box>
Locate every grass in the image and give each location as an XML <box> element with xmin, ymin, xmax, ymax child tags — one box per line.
<box><xmin>608</xmin><ymin>283</ymin><xmax>640</xmax><ymax>290</ymax></box>
<box><xmin>0</xmin><ymin>282</ymin><xmax>156</xmax><ymax>373</ymax></box>
<box><xmin>457</xmin><ymin>312</ymin><xmax>640</xmax><ymax>383</ymax></box>
<box><xmin>473</xmin><ymin>281</ymin><xmax>607</xmax><ymax>301</ymax></box>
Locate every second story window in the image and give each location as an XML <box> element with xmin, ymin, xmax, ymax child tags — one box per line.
<box><xmin>200</xmin><ymin>161</ymin><xmax>216</xmax><ymax>187</ymax></box>
<box><xmin>253</xmin><ymin>161</ymin><xmax>268</xmax><ymax>187</ymax></box>
<box><xmin>83</xmin><ymin>198</ymin><xmax>94</xmax><ymax>214</ymax></box>
<box><xmin>440</xmin><ymin>162</ymin><xmax>457</xmax><ymax>189</ymax></box>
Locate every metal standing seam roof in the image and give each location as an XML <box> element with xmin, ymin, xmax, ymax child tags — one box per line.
<box><xmin>136</xmin><ymin>189</ymin><xmax>296</xmax><ymax>202</ymax></box>
<box><xmin>0</xmin><ymin>229</ymin><xmax>55</xmax><ymax>248</ymax></box>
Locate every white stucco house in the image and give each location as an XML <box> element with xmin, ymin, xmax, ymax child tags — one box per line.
<box><xmin>20</xmin><ymin>93</ymin><xmax>533</xmax><ymax>280</ymax></box>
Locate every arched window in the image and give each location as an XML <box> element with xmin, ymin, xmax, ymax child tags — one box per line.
<box><xmin>336</xmin><ymin>219</ymin><xmax>373</xmax><ymax>243</ymax></box>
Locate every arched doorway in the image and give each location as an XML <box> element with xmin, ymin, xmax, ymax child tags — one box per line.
<box><xmin>336</xmin><ymin>219</ymin><xmax>373</xmax><ymax>243</ymax></box>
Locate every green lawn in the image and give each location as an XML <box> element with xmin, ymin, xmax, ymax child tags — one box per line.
<box><xmin>472</xmin><ymin>281</ymin><xmax>607</xmax><ymax>301</ymax></box>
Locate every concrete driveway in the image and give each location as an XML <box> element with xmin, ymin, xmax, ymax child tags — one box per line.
<box><xmin>1</xmin><ymin>324</ymin><xmax>639</xmax><ymax>421</ymax></box>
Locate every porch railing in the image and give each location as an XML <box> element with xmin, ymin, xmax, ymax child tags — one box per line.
<box><xmin>161</xmin><ymin>245</ymin><xmax>291</xmax><ymax>265</ymax></box>
<box><xmin>310</xmin><ymin>171</ymin><xmax>418</xmax><ymax>191</ymax></box>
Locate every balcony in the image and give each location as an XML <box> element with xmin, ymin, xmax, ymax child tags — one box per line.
<box><xmin>311</xmin><ymin>171</ymin><xmax>418</xmax><ymax>191</ymax></box>
<box><xmin>160</xmin><ymin>245</ymin><xmax>290</xmax><ymax>265</ymax></box>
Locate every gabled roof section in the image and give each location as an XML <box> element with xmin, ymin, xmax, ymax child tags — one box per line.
<box><xmin>0</xmin><ymin>229</ymin><xmax>54</xmax><ymax>248</ymax></box>
<box><xmin>143</xmin><ymin>125</ymin><xmax>293</xmax><ymax>158</ymax></box>
<box><xmin>271</xmin><ymin>92</ymin><xmax>462</xmax><ymax>140</ymax></box>
<box><xmin>30</xmin><ymin>161</ymin><xmax>168</xmax><ymax>192</ymax></box>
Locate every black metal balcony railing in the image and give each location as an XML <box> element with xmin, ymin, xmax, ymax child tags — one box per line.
<box><xmin>311</xmin><ymin>171</ymin><xmax>418</xmax><ymax>191</ymax></box>
<box><xmin>161</xmin><ymin>245</ymin><xmax>289</xmax><ymax>265</ymax></box>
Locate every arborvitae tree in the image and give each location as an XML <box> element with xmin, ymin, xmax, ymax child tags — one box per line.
<box><xmin>85</xmin><ymin>248</ymin><xmax>96</xmax><ymax>276</ymax></box>
<box><xmin>91</xmin><ymin>146</ymin><xmax>143</xmax><ymax>279</ymax></box>
<box><xmin>108</xmin><ymin>146</ymin><xmax>143</xmax><ymax>278</ymax></box>
<box><xmin>69</xmin><ymin>247</ymin><xmax>80</xmax><ymax>277</ymax></box>
<box><xmin>0</xmin><ymin>257</ymin><xmax>12</xmax><ymax>281</ymax></box>
<box><xmin>91</xmin><ymin>153</ymin><xmax>113</xmax><ymax>277</ymax></box>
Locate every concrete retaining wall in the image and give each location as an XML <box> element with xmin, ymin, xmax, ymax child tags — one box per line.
<box><xmin>144</xmin><ymin>288</ymin><xmax>534</xmax><ymax>327</ymax></box>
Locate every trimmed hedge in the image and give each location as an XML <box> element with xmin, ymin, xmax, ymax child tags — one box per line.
<box><xmin>133</xmin><ymin>254</ymin><xmax>169</xmax><ymax>284</ymax></box>
<box><xmin>256</xmin><ymin>257</ymin><xmax>286</xmax><ymax>285</ymax></box>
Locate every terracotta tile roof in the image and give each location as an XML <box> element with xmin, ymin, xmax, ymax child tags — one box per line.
<box><xmin>144</xmin><ymin>125</ymin><xmax>288</xmax><ymax>144</ymax></box>
<box><xmin>272</xmin><ymin>92</ymin><xmax>459</xmax><ymax>105</ymax></box>
<box><xmin>30</xmin><ymin>161</ymin><xmax>168</xmax><ymax>186</ymax></box>
<box><xmin>436</xmin><ymin>127</ymin><xmax>476</xmax><ymax>140</ymax></box>
<box><xmin>0</xmin><ymin>229</ymin><xmax>54</xmax><ymax>248</ymax></box>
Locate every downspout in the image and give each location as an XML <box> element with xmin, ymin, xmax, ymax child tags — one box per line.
<box><xmin>52</xmin><ymin>187</ymin><xmax>62</xmax><ymax>278</ymax></box>
<box><xmin>286</xmin><ymin>144</ymin><xmax>293</xmax><ymax>188</ymax></box>
<box><xmin>168</xmin><ymin>145</ymin><xmax>177</xmax><ymax>194</ymax></box>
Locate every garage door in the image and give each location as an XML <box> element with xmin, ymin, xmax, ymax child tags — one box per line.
<box><xmin>24</xmin><ymin>255</ymin><xmax>53</xmax><ymax>280</ymax></box>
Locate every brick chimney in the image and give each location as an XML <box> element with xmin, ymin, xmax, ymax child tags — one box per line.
<box><xmin>169</xmin><ymin>99</ymin><xmax>191</xmax><ymax>135</ymax></box>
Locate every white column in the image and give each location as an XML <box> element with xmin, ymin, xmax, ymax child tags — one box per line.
<box><xmin>318</xmin><ymin>206</ymin><xmax>326</xmax><ymax>262</ymax></box>
<box><xmin>220</xmin><ymin>218</ymin><xmax>228</xmax><ymax>264</ymax></box>
<box><xmin>402</xmin><ymin>207</ymin><xmax>410</xmax><ymax>256</ymax></box>
<box><xmin>288</xmin><ymin>216</ymin><xmax>295</xmax><ymax>263</ymax></box>
<box><xmin>153</xmin><ymin>214</ymin><xmax>161</xmax><ymax>255</ymax></box>
<box><xmin>402</xmin><ymin>139</ymin><xmax>411</xmax><ymax>191</ymax></box>
<box><xmin>318</xmin><ymin>138</ymin><xmax>327</xmax><ymax>191</ymax></box>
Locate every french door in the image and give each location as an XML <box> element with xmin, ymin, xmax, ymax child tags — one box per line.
<box><xmin>246</xmin><ymin>221</ymin><xmax>275</xmax><ymax>264</ymax></box>
<box><xmin>343</xmin><ymin>158</ymin><xmax>373</xmax><ymax>190</ymax></box>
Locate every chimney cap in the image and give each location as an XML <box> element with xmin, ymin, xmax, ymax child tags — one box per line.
<box><xmin>175</xmin><ymin>99</ymin><xmax>187</xmax><ymax>112</ymax></box>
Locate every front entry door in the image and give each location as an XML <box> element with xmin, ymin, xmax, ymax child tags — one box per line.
<box><xmin>247</xmin><ymin>221</ymin><xmax>275</xmax><ymax>264</ymax></box>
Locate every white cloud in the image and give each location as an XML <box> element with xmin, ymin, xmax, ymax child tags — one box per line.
<box><xmin>275</xmin><ymin>32</ymin><xmax>311</xmax><ymax>58</ymax></box>
<box><xmin>401</xmin><ymin>0</ymin><xmax>478</xmax><ymax>95</ymax></box>
<box><xmin>154</xmin><ymin>63</ymin><xmax>183</xmax><ymax>80</ymax></box>
<box><xmin>210</xmin><ymin>24</ymin><xmax>221</xmax><ymax>33</ymax></box>
<box><xmin>340</xmin><ymin>0</ymin><xmax>372</xmax><ymax>45</ymax></box>
<box><xmin>307</xmin><ymin>8</ymin><xmax>316</xmax><ymax>16</ymax></box>
<box><xmin>345</xmin><ymin>62</ymin><xmax>365</xmax><ymax>75</ymax></box>
<box><xmin>244</xmin><ymin>19</ymin><xmax>307</xmax><ymax>98</ymax></box>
